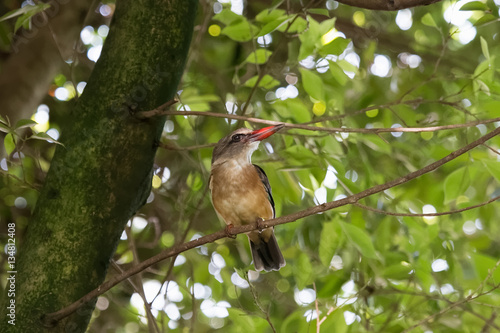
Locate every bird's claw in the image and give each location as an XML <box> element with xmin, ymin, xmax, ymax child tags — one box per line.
<box><xmin>256</xmin><ymin>218</ymin><xmax>266</xmax><ymax>231</ymax></box>
<box><xmin>225</xmin><ymin>224</ymin><xmax>237</xmax><ymax>239</ymax></box>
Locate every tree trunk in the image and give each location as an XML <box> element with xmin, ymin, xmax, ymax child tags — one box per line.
<box><xmin>0</xmin><ymin>0</ymin><xmax>197</xmax><ymax>332</ymax></box>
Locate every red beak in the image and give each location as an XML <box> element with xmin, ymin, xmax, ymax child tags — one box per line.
<box><xmin>248</xmin><ymin>124</ymin><xmax>284</xmax><ymax>142</ymax></box>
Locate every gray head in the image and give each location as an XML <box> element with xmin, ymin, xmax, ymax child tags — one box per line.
<box><xmin>211</xmin><ymin>124</ymin><xmax>284</xmax><ymax>166</ymax></box>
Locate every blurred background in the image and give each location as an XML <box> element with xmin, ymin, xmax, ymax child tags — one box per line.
<box><xmin>1</xmin><ymin>0</ymin><xmax>500</xmax><ymax>332</ymax></box>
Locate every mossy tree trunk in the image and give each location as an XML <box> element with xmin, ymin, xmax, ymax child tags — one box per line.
<box><xmin>0</xmin><ymin>0</ymin><xmax>197</xmax><ymax>332</ymax></box>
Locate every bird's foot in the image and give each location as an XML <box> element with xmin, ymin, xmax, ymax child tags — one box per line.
<box><xmin>256</xmin><ymin>218</ymin><xmax>266</xmax><ymax>231</ymax></box>
<box><xmin>225</xmin><ymin>224</ymin><xmax>237</xmax><ymax>239</ymax></box>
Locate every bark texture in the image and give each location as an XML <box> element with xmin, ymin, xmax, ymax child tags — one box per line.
<box><xmin>0</xmin><ymin>0</ymin><xmax>197</xmax><ymax>332</ymax></box>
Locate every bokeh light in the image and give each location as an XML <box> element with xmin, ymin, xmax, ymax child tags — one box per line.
<box><xmin>370</xmin><ymin>54</ymin><xmax>392</xmax><ymax>77</ymax></box>
<box><xmin>395</xmin><ymin>9</ymin><xmax>413</xmax><ymax>30</ymax></box>
<box><xmin>431</xmin><ymin>259</ymin><xmax>449</xmax><ymax>272</ymax></box>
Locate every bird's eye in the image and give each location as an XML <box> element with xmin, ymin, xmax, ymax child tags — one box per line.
<box><xmin>231</xmin><ymin>134</ymin><xmax>244</xmax><ymax>142</ymax></box>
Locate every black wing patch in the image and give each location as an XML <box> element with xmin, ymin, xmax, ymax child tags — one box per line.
<box><xmin>253</xmin><ymin>164</ymin><xmax>275</xmax><ymax>218</ymax></box>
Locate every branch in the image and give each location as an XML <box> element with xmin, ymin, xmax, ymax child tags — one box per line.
<box><xmin>158</xmin><ymin>142</ymin><xmax>215</xmax><ymax>151</ymax></box>
<box><xmin>335</xmin><ymin>0</ymin><xmax>443</xmax><ymax>10</ymax></box>
<box><xmin>134</xmin><ymin>99</ymin><xmax>178</xmax><ymax>119</ymax></box>
<box><xmin>354</xmin><ymin>195</ymin><xmax>500</xmax><ymax>217</ymax></box>
<box><xmin>155</xmin><ymin>109</ymin><xmax>500</xmax><ymax>134</ymax></box>
<box><xmin>42</xmin><ymin>125</ymin><xmax>500</xmax><ymax>326</ymax></box>
<box><xmin>248</xmin><ymin>276</ymin><xmax>277</xmax><ymax>333</ymax></box>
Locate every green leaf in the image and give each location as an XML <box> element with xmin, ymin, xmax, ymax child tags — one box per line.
<box><xmin>274</xmin><ymin>99</ymin><xmax>312</xmax><ymax>123</ymax></box>
<box><xmin>255</xmin><ymin>9</ymin><xmax>288</xmax><ymax>36</ymax></box>
<box><xmin>227</xmin><ymin>308</ymin><xmax>258</xmax><ymax>330</ymax></box>
<box><xmin>293</xmin><ymin>252</ymin><xmax>313</xmax><ymax>289</ymax></box>
<box><xmin>480</xmin><ymin>36</ymin><xmax>490</xmax><ymax>60</ymax></box>
<box><xmin>298</xmin><ymin>18</ymin><xmax>319</xmax><ymax>60</ymax></box>
<box><xmin>285</xmin><ymin>99</ymin><xmax>312</xmax><ymax>123</ymax></box>
<box><xmin>4</xmin><ymin>132</ymin><xmax>15</xmax><ymax>155</ymax></box>
<box><xmin>0</xmin><ymin>114</ymin><xmax>8</xmax><ymax>125</ymax></box>
<box><xmin>319</xmin><ymin>307</ymin><xmax>348</xmax><ymax>333</ymax></box>
<box><xmin>255</xmin><ymin>8</ymin><xmax>285</xmax><ymax>23</ymax></box>
<box><xmin>319</xmin><ymin>221</ymin><xmax>340</xmax><ymax>266</ymax></box>
<box><xmin>481</xmin><ymin>100</ymin><xmax>500</xmax><ymax>117</ymax></box>
<box><xmin>0</xmin><ymin>122</ymin><xmax>10</xmax><ymax>134</ymax></box>
<box><xmin>212</xmin><ymin>9</ymin><xmax>242</xmax><ymax>25</ymax></box>
<box><xmin>15</xmin><ymin>119</ymin><xmax>37</xmax><ymax>129</ymax></box>
<box><xmin>459</xmin><ymin>1</ymin><xmax>488</xmax><ymax>11</ymax></box>
<box><xmin>245</xmin><ymin>49</ymin><xmax>272</xmax><ymax>64</ymax></box>
<box><xmin>186</xmin><ymin>172</ymin><xmax>203</xmax><ymax>191</ymax></box>
<box><xmin>299</xmin><ymin>68</ymin><xmax>325</xmax><ymax>102</ymax></box>
<box><xmin>243</xmin><ymin>74</ymin><xmax>280</xmax><ymax>89</ymax></box>
<box><xmin>14</xmin><ymin>13</ymin><xmax>30</xmax><ymax>32</ymax></box>
<box><xmin>0</xmin><ymin>3</ymin><xmax>50</xmax><ymax>22</ymax></box>
<box><xmin>382</xmin><ymin>263</ymin><xmax>412</xmax><ymax>280</ymax></box>
<box><xmin>0</xmin><ymin>24</ymin><xmax>12</xmax><ymax>50</ymax></box>
<box><xmin>0</xmin><ymin>8</ymin><xmax>26</xmax><ymax>22</ymax></box>
<box><xmin>280</xmin><ymin>15</ymin><xmax>307</xmax><ymax>33</ymax></box>
<box><xmin>329</xmin><ymin>61</ymin><xmax>349</xmax><ymax>85</ymax></box>
<box><xmin>8</xmin><ymin>4</ymin><xmax>51</xmax><ymax>32</ymax></box>
<box><xmin>337</xmin><ymin>59</ymin><xmax>358</xmax><ymax>73</ymax></box>
<box><xmin>421</xmin><ymin>13</ymin><xmax>437</xmax><ymax>27</ymax></box>
<box><xmin>257</xmin><ymin>17</ymin><xmax>288</xmax><ymax>37</ymax></box>
<box><xmin>340</xmin><ymin>222</ymin><xmax>377</xmax><ymax>259</ymax></box>
<box><xmin>178</xmin><ymin>90</ymin><xmax>219</xmax><ymax>111</ymax></box>
<box><xmin>319</xmin><ymin>37</ymin><xmax>350</xmax><ymax>57</ymax></box>
<box><xmin>221</xmin><ymin>19</ymin><xmax>258</xmax><ymax>42</ymax></box>
<box><xmin>483</xmin><ymin>160</ymin><xmax>500</xmax><ymax>183</ymax></box>
<box><xmin>280</xmin><ymin>310</ymin><xmax>309</xmax><ymax>333</ymax></box>
<box><xmin>307</xmin><ymin>8</ymin><xmax>330</xmax><ymax>17</ymax></box>
<box><xmin>472</xmin><ymin>253</ymin><xmax>500</xmax><ymax>282</ymax></box>
<box><xmin>474</xmin><ymin>14</ymin><xmax>497</xmax><ymax>26</ymax></box>
<box><xmin>444</xmin><ymin>167</ymin><xmax>470</xmax><ymax>203</ymax></box>
<box><xmin>180</xmin><ymin>94</ymin><xmax>220</xmax><ymax>104</ymax></box>
<box><xmin>374</xmin><ymin>218</ymin><xmax>393</xmax><ymax>251</ymax></box>
<box><xmin>29</xmin><ymin>132</ymin><xmax>64</xmax><ymax>146</ymax></box>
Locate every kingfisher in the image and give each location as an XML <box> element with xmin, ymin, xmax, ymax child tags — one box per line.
<box><xmin>209</xmin><ymin>124</ymin><xmax>285</xmax><ymax>272</ymax></box>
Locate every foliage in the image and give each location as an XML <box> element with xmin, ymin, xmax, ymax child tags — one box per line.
<box><xmin>0</xmin><ymin>3</ymin><xmax>51</xmax><ymax>33</ymax></box>
<box><xmin>1</xmin><ymin>0</ymin><xmax>500</xmax><ymax>332</ymax></box>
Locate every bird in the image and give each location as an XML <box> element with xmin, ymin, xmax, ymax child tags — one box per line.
<box><xmin>209</xmin><ymin>124</ymin><xmax>286</xmax><ymax>272</ymax></box>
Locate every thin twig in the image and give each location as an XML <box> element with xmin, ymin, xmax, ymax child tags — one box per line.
<box><xmin>354</xmin><ymin>195</ymin><xmax>500</xmax><ymax>217</ymax></box>
<box><xmin>134</xmin><ymin>99</ymin><xmax>178</xmax><ymax>119</ymax></box>
<box><xmin>158</xmin><ymin>142</ymin><xmax>215</xmax><ymax>151</ymax></box>
<box><xmin>154</xmin><ymin>109</ymin><xmax>500</xmax><ymax>134</ymax></box>
<box><xmin>483</xmin><ymin>143</ymin><xmax>500</xmax><ymax>156</ymax></box>
<box><xmin>125</xmin><ymin>224</ymin><xmax>160</xmax><ymax>333</ymax></box>
<box><xmin>111</xmin><ymin>260</ymin><xmax>160</xmax><ymax>333</ymax></box>
<box><xmin>314</xmin><ymin>282</ymin><xmax>321</xmax><ymax>333</ymax></box>
<box><xmin>248</xmin><ymin>275</ymin><xmax>277</xmax><ymax>333</ymax></box>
